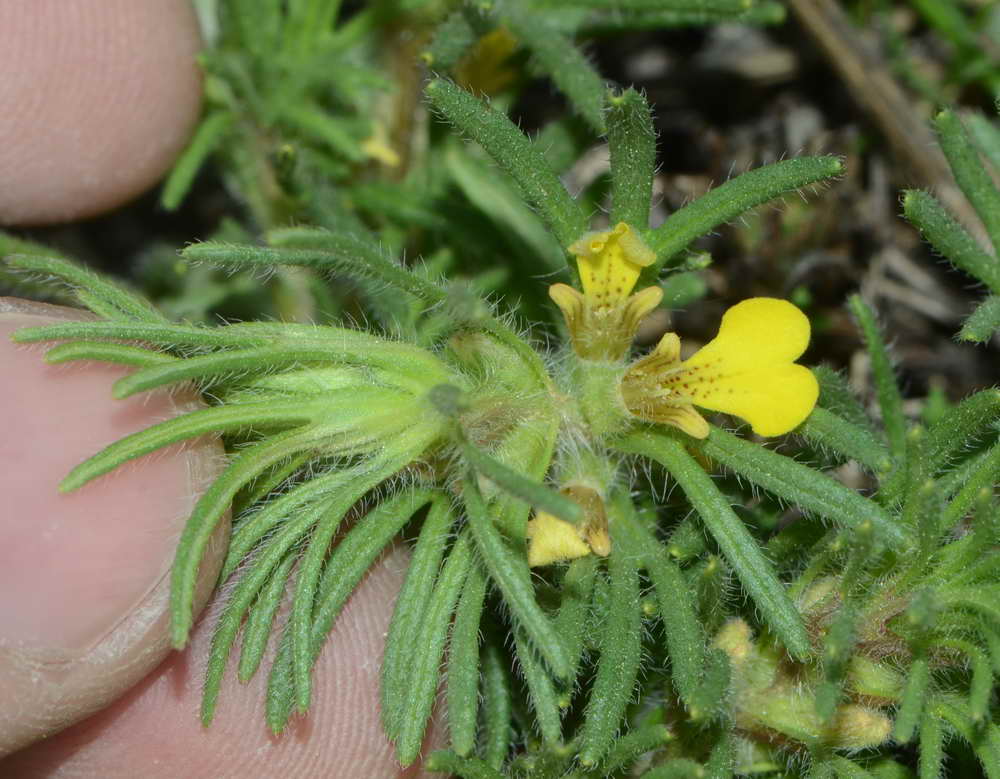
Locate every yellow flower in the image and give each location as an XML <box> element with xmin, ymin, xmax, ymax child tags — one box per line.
<box><xmin>526</xmin><ymin>484</ymin><xmax>611</xmax><ymax>567</ymax></box>
<box><xmin>550</xmin><ymin>222</ymin><xmax>663</xmax><ymax>360</ymax></box>
<box><xmin>620</xmin><ymin>297</ymin><xmax>818</xmax><ymax>438</ymax></box>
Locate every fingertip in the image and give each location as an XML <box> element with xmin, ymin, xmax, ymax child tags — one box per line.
<box><xmin>0</xmin><ymin>0</ymin><xmax>204</xmax><ymax>225</ymax></box>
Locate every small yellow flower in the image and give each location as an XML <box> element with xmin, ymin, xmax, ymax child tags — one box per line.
<box><xmin>550</xmin><ymin>222</ymin><xmax>663</xmax><ymax>360</ymax></box>
<box><xmin>621</xmin><ymin>297</ymin><xmax>818</xmax><ymax>438</ymax></box>
<box><xmin>526</xmin><ymin>484</ymin><xmax>611</xmax><ymax>567</ymax></box>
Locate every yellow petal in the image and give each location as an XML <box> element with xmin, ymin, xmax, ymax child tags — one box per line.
<box><xmin>526</xmin><ymin>512</ymin><xmax>591</xmax><ymax>567</ymax></box>
<box><xmin>569</xmin><ymin>222</ymin><xmax>655</xmax><ymax>308</ymax></box>
<box><xmin>683</xmin><ymin>297</ymin><xmax>810</xmax><ymax>374</ymax></box>
<box><xmin>693</xmin><ymin>362</ymin><xmax>819</xmax><ymax>436</ymax></box>
<box><xmin>648</xmin><ymin>403</ymin><xmax>710</xmax><ymax>439</ymax></box>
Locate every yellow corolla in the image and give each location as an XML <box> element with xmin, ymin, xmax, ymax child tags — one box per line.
<box><xmin>526</xmin><ymin>484</ymin><xmax>611</xmax><ymax>567</ymax></box>
<box><xmin>550</xmin><ymin>222</ymin><xmax>663</xmax><ymax>360</ymax></box>
<box><xmin>621</xmin><ymin>297</ymin><xmax>819</xmax><ymax>438</ymax></box>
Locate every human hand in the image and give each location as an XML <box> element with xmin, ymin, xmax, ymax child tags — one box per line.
<box><xmin>0</xmin><ymin>4</ymin><xmax>439</xmax><ymax>776</ymax></box>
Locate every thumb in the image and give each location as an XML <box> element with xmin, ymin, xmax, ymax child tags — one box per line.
<box><xmin>0</xmin><ymin>298</ymin><xmax>228</xmax><ymax>756</ymax></box>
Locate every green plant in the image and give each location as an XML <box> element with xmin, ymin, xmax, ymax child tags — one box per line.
<box><xmin>6</xmin><ymin>4</ymin><xmax>1000</xmax><ymax>777</ymax></box>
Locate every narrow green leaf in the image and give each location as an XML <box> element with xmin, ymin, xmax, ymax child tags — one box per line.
<box><xmin>541</xmin><ymin>0</ymin><xmax>750</xmax><ymax>11</ymax></box>
<box><xmin>643</xmin><ymin>156</ymin><xmax>844</xmax><ymax>276</ymax></box>
<box><xmin>597</xmin><ymin>723</ymin><xmax>673</xmax><ymax>776</ymax></box>
<box><xmin>396</xmin><ymin>534</ymin><xmax>474</xmax><ymax>767</ymax></box>
<box><xmin>237</xmin><ymin>550</ymin><xmax>298</xmax><ymax>683</ymax></box>
<box><xmin>578</xmin><ymin>495</ymin><xmax>644</xmax><ymax>766</ymax></box>
<box><xmin>933</xmin><ymin>699</ymin><xmax>1000</xmax><ymax>779</ymax></box>
<box><xmin>695</xmin><ymin>426</ymin><xmax>905</xmax><ymax>546</ymax></box>
<box><xmin>425</xmin><ymin>751</ymin><xmax>505</xmax><ymax>779</ymax></box>
<box><xmin>942</xmin><ymin>441</ymin><xmax>1000</xmax><ymax>532</ymax></box>
<box><xmin>172</xmin><ymin>427</ymin><xmax>322</xmax><ymax>648</ymax></box>
<box><xmin>903</xmin><ymin>190</ymin><xmax>1000</xmax><ymax>294</ymax></box>
<box><xmin>848</xmin><ymin>295</ymin><xmax>907</xmax><ymax>467</ymax></box>
<box><xmin>481</xmin><ymin>639</ymin><xmax>513</xmax><ymax>769</ymax></box>
<box><xmin>44</xmin><ymin>341</ymin><xmax>176</xmax><ymax>368</ymax></box>
<box><xmin>553</xmin><ymin>556</ymin><xmax>599</xmax><ymax>684</ymax></box>
<box><xmin>921</xmin><ymin>390</ymin><xmax>1000</xmax><ymax>476</ymax></box>
<box><xmin>960</xmin><ymin>295</ymin><xmax>1000</xmax><ymax>342</ymax></box>
<box><xmin>183</xmin><ymin>240</ymin><xmax>447</xmax><ymax>305</ymax></box>
<box><xmin>4</xmin><ymin>253</ymin><xmax>164</xmax><ymax>323</ymax></box>
<box><xmin>705</xmin><ymin>729</ymin><xmax>734</xmax><ymax>778</ymax></box>
<box><xmin>444</xmin><ymin>143</ymin><xmax>566</xmax><ymax>272</ymax></box>
<box><xmin>382</xmin><ymin>494</ymin><xmax>456</xmax><ymax>738</ymax></box>
<box><xmin>222</xmin><ymin>469</ymin><xmax>355</xmax><ymax>583</ymax></box>
<box><xmin>607</xmin><ymin>88</ymin><xmax>656</xmax><ymax>228</ymax></box>
<box><xmin>461</xmin><ymin>440</ymin><xmax>582</xmax><ymax>526</ymax></box>
<box><xmin>616</xmin><ymin>501</ymin><xmax>704</xmax><ymax>707</ymax></box>
<box><xmin>641</xmin><ymin>757</ymin><xmax>706</xmax><ymax>778</ymax></box>
<box><xmin>893</xmin><ymin>657</ymin><xmax>930</xmax><ymax>743</ymax></box>
<box><xmin>60</xmin><ymin>401</ymin><xmax>318</xmax><ymax>492</ymax></box>
<box><xmin>505</xmin><ymin>14</ymin><xmax>607</xmax><ymax>135</ymax></box>
<box><xmin>616</xmin><ymin>430</ymin><xmax>811</xmax><ymax>659</ymax></box>
<box><xmin>425</xmin><ymin>78</ymin><xmax>588</xmax><ymax>251</ymax></box>
<box><xmin>688</xmin><ymin>648</ymin><xmax>731</xmax><ymax>721</ymax></box>
<box><xmin>448</xmin><ymin>561</ymin><xmax>488</xmax><ymax>756</ymax></box>
<box><xmin>813</xmin><ymin>364</ymin><xmax>876</xmax><ymax>433</ymax></box>
<box><xmin>161</xmin><ymin>112</ymin><xmax>234</xmax><ymax>210</ymax></box>
<box><xmin>11</xmin><ymin>320</ymin><xmax>268</xmax><ymax>350</ymax></box>
<box><xmin>202</xmin><ymin>499</ymin><xmax>327</xmax><ymax>724</ymax></box>
<box><xmin>463</xmin><ymin>476</ymin><xmax>571</xmax><ymax>678</ymax></box>
<box><xmin>281</xmin><ymin>103</ymin><xmax>365</xmax><ymax>161</ymax></box>
<box><xmin>232</xmin><ymin>451</ymin><xmax>311</xmax><ymax>518</ymax></box>
<box><xmin>935</xmin><ymin>110</ymin><xmax>1000</xmax><ymax>257</ymax></box>
<box><xmin>422</xmin><ymin>9</ymin><xmax>477</xmax><ymax>70</ymax></box>
<box><xmin>290</xmin><ymin>458</ymin><xmax>407</xmax><ymax>713</ymax></box>
<box><xmin>827</xmin><ymin>757</ymin><xmax>878</xmax><ymax>779</ymax></box>
<box><xmin>265</xmin><ymin>625</ymin><xmax>296</xmax><ymax>734</ymax></box>
<box><xmin>514</xmin><ymin>626</ymin><xmax>564</xmax><ymax>745</ymax></box>
<box><xmin>918</xmin><ymin>713</ymin><xmax>945</xmax><ymax>779</ymax></box>
<box><xmin>798</xmin><ymin>407</ymin><xmax>891</xmax><ymax>472</ymax></box>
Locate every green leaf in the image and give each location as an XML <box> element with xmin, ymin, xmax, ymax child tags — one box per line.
<box><xmin>461</xmin><ymin>440</ymin><xmax>582</xmax><ymax>526</ymax></box>
<box><xmin>425</xmin><ymin>751</ymin><xmax>505</xmax><ymax>779</ymax></box>
<box><xmin>918</xmin><ymin>713</ymin><xmax>945</xmax><ymax>779</ymax></box>
<box><xmin>797</xmin><ymin>407</ymin><xmax>891</xmax><ymax>472</ymax></box>
<box><xmin>597</xmin><ymin>723</ymin><xmax>673</xmax><ymax>776</ymax></box>
<box><xmin>616</xmin><ymin>501</ymin><xmax>704</xmax><ymax>708</ymax></box>
<box><xmin>578</xmin><ymin>501</ymin><xmax>644</xmax><ymax>766</ymax></box>
<box><xmin>448</xmin><ymin>561</ymin><xmax>488</xmax><ymax>756</ymax></box>
<box><xmin>382</xmin><ymin>494</ymin><xmax>456</xmax><ymax>738</ymax></box>
<box><xmin>463</xmin><ymin>476</ymin><xmax>571</xmax><ymax>678</ymax></box>
<box><xmin>202</xmin><ymin>499</ymin><xmax>328</xmax><ymax>724</ymax></box>
<box><xmin>481</xmin><ymin>638</ymin><xmax>513</xmax><ymax>769</ymax></box>
<box><xmin>396</xmin><ymin>534</ymin><xmax>474</xmax><ymax>766</ymax></box>
<box><xmin>514</xmin><ymin>626</ymin><xmax>564</xmax><ymax>745</ymax></box>
<box><xmin>696</xmin><ymin>426</ymin><xmax>905</xmax><ymax>546</ymax></box>
<box><xmin>161</xmin><ymin>112</ymin><xmax>234</xmax><ymax>210</ymax></box>
<box><xmin>607</xmin><ymin>88</ymin><xmax>656</xmax><ymax>229</ymax></box>
<box><xmin>505</xmin><ymin>14</ymin><xmax>607</xmax><ymax>135</ymax></box>
<box><xmin>921</xmin><ymin>390</ymin><xmax>1000</xmax><ymax>477</ymax></box>
<box><xmin>4</xmin><ymin>253</ymin><xmax>164</xmax><ymax>323</ymax></box>
<box><xmin>422</xmin><ymin>9</ymin><xmax>478</xmax><ymax>70</ymax></box>
<box><xmin>903</xmin><ymin>190</ymin><xmax>1000</xmax><ymax>294</ymax></box>
<box><xmin>553</xmin><ymin>556</ymin><xmax>599</xmax><ymax>685</ymax></box>
<box><xmin>960</xmin><ymin>295</ymin><xmax>1000</xmax><ymax>342</ymax></box>
<box><xmin>183</xmin><ymin>239</ymin><xmax>446</xmax><ymax>305</ymax></box>
<box><xmin>615</xmin><ymin>430</ymin><xmax>811</xmax><ymax>659</ymax></box>
<box><xmin>237</xmin><ymin>551</ymin><xmax>298</xmax><ymax>683</ymax></box>
<box><xmin>425</xmin><ymin>78</ymin><xmax>588</xmax><ymax>251</ymax></box>
<box><xmin>893</xmin><ymin>657</ymin><xmax>930</xmax><ymax>743</ymax></box>
<box><xmin>848</xmin><ymin>295</ymin><xmax>907</xmax><ymax>467</ymax></box>
<box><xmin>935</xmin><ymin>110</ymin><xmax>1000</xmax><ymax>257</ymax></box>
<box><xmin>60</xmin><ymin>401</ymin><xmax>318</xmax><ymax>492</ymax></box>
<box><xmin>44</xmin><ymin>341</ymin><xmax>176</xmax><ymax>369</ymax></box>
<box><xmin>643</xmin><ymin>156</ymin><xmax>844</xmax><ymax>277</ymax></box>
<box><xmin>444</xmin><ymin>142</ymin><xmax>566</xmax><ymax>272</ymax></box>
<box><xmin>172</xmin><ymin>427</ymin><xmax>329</xmax><ymax>648</ymax></box>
